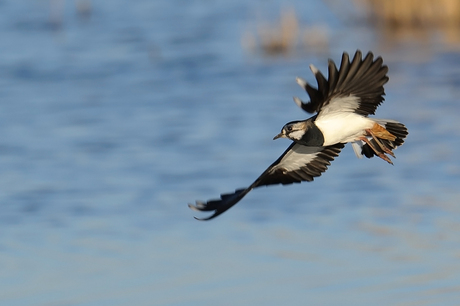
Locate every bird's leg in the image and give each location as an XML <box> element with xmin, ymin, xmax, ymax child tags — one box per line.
<box><xmin>365</xmin><ymin>126</ymin><xmax>396</xmax><ymax>158</ymax></box>
<box><xmin>359</xmin><ymin>136</ymin><xmax>393</xmax><ymax>165</ymax></box>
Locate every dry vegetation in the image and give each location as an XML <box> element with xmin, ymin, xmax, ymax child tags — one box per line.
<box><xmin>241</xmin><ymin>8</ymin><xmax>328</xmax><ymax>56</ymax></box>
<box><xmin>242</xmin><ymin>1</ymin><xmax>460</xmax><ymax>56</ymax></box>
<box><xmin>355</xmin><ymin>0</ymin><xmax>460</xmax><ymax>27</ymax></box>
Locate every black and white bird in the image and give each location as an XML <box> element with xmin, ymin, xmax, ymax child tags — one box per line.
<box><xmin>189</xmin><ymin>50</ymin><xmax>408</xmax><ymax>220</ymax></box>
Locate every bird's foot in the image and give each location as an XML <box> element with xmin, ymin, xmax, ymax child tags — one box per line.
<box><xmin>359</xmin><ymin>136</ymin><xmax>394</xmax><ymax>165</ymax></box>
<box><xmin>377</xmin><ymin>152</ymin><xmax>394</xmax><ymax>165</ymax></box>
<box><xmin>365</xmin><ymin>128</ymin><xmax>396</xmax><ymax>158</ymax></box>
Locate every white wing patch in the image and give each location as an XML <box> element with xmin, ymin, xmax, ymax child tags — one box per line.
<box><xmin>317</xmin><ymin>95</ymin><xmax>360</xmax><ymax>119</ymax></box>
<box><xmin>270</xmin><ymin>144</ymin><xmax>322</xmax><ymax>173</ymax></box>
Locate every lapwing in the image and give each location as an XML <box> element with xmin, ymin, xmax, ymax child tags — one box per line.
<box><xmin>189</xmin><ymin>50</ymin><xmax>408</xmax><ymax>220</ymax></box>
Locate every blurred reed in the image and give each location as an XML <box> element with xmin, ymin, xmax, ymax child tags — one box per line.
<box><xmin>356</xmin><ymin>0</ymin><xmax>460</xmax><ymax>27</ymax></box>
<box><xmin>242</xmin><ymin>8</ymin><xmax>328</xmax><ymax>57</ymax></box>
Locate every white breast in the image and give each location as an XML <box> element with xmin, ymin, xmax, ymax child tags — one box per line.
<box><xmin>315</xmin><ymin>112</ymin><xmax>374</xmax><ymax>146</ymax></box>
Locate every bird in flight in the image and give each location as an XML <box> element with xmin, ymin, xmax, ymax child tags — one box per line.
<box><xmin>189</xmin><ymin>50</ymin><xmax>408</xmax><ymax>220</ymax></box>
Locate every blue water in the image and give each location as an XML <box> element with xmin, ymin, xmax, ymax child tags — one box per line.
<box><xmin>1</xmin><ymin>0</ymin><xmax>460</xmax><ymax>305</ymax></box>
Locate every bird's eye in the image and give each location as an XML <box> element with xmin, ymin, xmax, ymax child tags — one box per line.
<box><xmin>287</xmin><ymin>126</ymin><xmax>293</xmax><ymax>132</ymax></box>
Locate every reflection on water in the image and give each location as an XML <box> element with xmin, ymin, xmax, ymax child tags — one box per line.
<box><xmin>1</xmin><ymin>0</ymin><xmax>460</xmax><ymax>305</ymax></box>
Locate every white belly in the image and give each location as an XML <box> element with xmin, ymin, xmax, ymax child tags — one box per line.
<box><xmin>315</xmin><ymin>113</ymin><xmax>375</xmax><ymax>146</ymax></box>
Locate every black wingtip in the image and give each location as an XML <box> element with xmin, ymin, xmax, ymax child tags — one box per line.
<box><xmin>188</xmin><ymin>188</ymin><xmax>251</xmax><ymax>221</ymax></box>
<box><xmin>188</xmin><ymin>202</ymin><xmax>215</xmax><ymax>220</ymax></box>
<box><xmin>188</xmin><ymin>202</ymin><xmax>204</xmax><ymax>211</ymax></box>
<box><xmin>188</xmin><ymin>202</ymin><xmax>218</xmax><ymax>221</ymax></box>
<box><xmin>193</xmin><ymin>214</ymin><xmax>217</xmax><ymax>221</ymax></box>
<box><xmin>193</xmin><ymin>216</ymin><xmax>209</xmax><ymax>221</ymax></box>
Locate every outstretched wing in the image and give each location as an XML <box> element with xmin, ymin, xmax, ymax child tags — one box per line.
<box><xmin>189</xmin><ymin>143</ymin><xmax>344</xmax><ymax>220</ymax></box>
<box><xmin>294</xmin><ymin>50</ymin><xmax>388</xmax><ymax>117</ymax></box>
<box><xmin>254</xmin><ymin>142</ymin><xmax>344</xmax><ymax>185</ymax></box>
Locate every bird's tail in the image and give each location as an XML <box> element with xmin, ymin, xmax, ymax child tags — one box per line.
<box><xmin>351</xmin><ymin>119</ymin><xmax>408</xmax><ymax>164</ymax></box>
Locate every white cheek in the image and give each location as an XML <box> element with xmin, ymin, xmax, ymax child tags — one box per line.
<box><xmin>289</xmin><ymin>130</ymin><xmax>305</xmax><ymax>140</ymax></box>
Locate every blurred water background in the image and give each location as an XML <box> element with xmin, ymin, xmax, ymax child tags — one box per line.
<box><xmin>1</xmin><ymin>0</ymin><xmax>460</xmax><ymax>305</ymax></box>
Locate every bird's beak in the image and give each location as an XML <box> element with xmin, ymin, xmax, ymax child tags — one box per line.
<box><xmin>273</xmin><ymin>132</ymin><xmax>286</xmax><ymax>140</ymax></box>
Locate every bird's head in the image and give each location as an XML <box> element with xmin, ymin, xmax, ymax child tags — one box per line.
<box><xmin>273</xmin><ymin>121</ymin><xmax>307</xmax><ymax>141</ymax></box>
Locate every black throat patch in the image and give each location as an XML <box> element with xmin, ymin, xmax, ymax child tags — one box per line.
<box><xmin>298</xmin><ymin>118</ymin><xmax>324</xmax><ymax>146</ymax></box>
